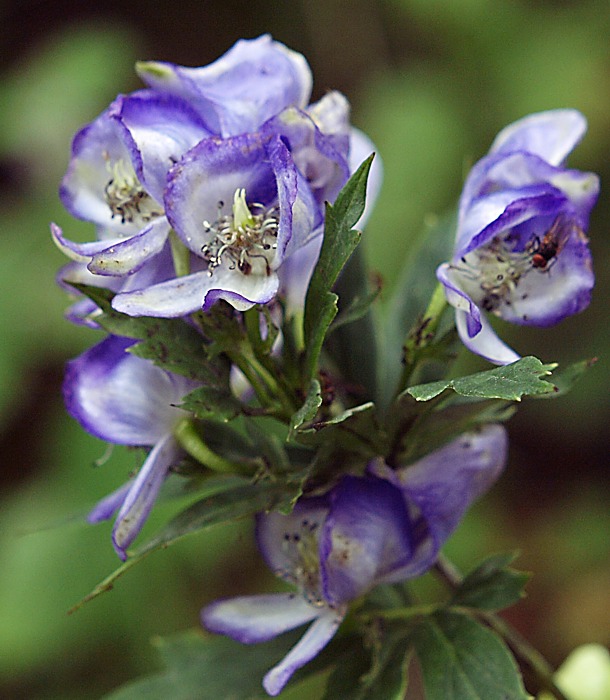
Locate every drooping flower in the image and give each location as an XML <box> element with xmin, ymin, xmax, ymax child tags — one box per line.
<box><xmin>202</xmin><ymin>425</ymin><xmax>507</xmax><ymax>696</ymax></box>
<box><xmin>437</xmin><ymin>109</ymin><xmax>599</xmax><ymax>364</ymax></box>
<box><xmin>63</xmin><ymin>335</ymin><xmax>197</xmax><ymax>559</ymax></box>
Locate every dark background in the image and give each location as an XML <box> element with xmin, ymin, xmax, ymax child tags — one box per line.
<box><xmin>0</xmin><ymin>1</ymin><xmax>608</xmax><ymax>698</ymax></box>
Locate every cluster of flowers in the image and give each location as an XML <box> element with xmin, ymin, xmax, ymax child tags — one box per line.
<box><xmin>54</xmin><ymin>36</ymin><xmax>598</xmax><ymax>697</ymax></box>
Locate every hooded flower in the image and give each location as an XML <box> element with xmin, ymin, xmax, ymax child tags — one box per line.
<box><xmin>437</xmin><ymin>109</ymin><xmax>599</xmax><ymax>364</ymax></box>
<box><xmin>51</xmin><ymin>35</ymin><xmax>312</xmax><ymax>287</ymax></box>
<box><xmin>63</xmin><ymin>335</ymin><xmax>198</xmax><ymax>559</ymax></box>
<box><xmin>202</xmin><ymin>425</ymin><xmax>507</xmax><ymax>696</ymax></box>
<box><xmin>53</xmin><ymin>36</ymin><xmax>381</xmax><ymax>320</ymax></box>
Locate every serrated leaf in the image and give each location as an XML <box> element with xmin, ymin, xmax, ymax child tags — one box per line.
<box><xmin>411</xmin><ymin>610</ymin><xmax>530</xmax><ymax>700</ymax></box>
<box><xmin>103</xmin><ymin>629</ymin><xmax>303</xmax><ymax>700</ymax></box>
<box><xmin>323</xmin><ymin>631</ymin><xmax>410</xmax><ymax>700</ymax></box>
<box><xmin>303</xmin><ymin>156</ymin><xmax>373</xmax><ymax>381</ymax></box>
<box><xmin>533</xmin><ymin>357</ymin><xmax>597</xmax><ymax>399</ymax></box>
<box><xmin>407</xmin><ymin>356</ymin><xmax>557</xmax><ymax>402</ymax></box>
<box><xmin>289</xmin><ymin>379</ymin><xmax>323</xmax><ymax>438</ymax></box>
<box><xmin>450</xmin><ymin>554</ymin><xmax>530</xmax><ymax>612</ymax></box>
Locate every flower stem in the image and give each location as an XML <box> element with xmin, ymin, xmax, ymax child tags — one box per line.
<box><xmin>174</xmin><ymin>419</ymin><xmax>251</xmax><ymax>475</ymax></box>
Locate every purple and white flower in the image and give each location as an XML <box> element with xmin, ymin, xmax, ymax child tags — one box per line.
<box><xmin>63</xmin><ymin>335</ymin><xmax>198</xmax><ymax>559</ymax></box>
<box><xmin>202</xmin><ymin>425</ymin><xmax>507</xmax><ymax>696</ymax></box>
<box><xmin>437</xmin><ymin>109</ymin><xmax>599</xmax><ymax>364</ymax></box>
<box><xmin>53</xmin><ymin>35</ymin><xmax>381</xmax><ymax>319</ymax></box>
<box><xmin>53</xmin><ymin>91</ymin><xmax>211</xmax><ymax>277</ymax></box>
<box><xmin>111</xmin><ymin>94</ymin><xmax>378</xmax><ymax>317</ymax></box>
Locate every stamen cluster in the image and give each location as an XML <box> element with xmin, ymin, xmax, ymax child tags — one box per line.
<box><xmin>202</xmin><ymin>190</ymin><xmax>279</xmax><ymax>276</ymax></box>
<box><xmin>103</xmin><ymin>158</ymin><xmax>163</xmax><ymax>226</ymax></box>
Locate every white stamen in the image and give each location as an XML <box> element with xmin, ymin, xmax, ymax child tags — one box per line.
<box><xmin>201</xmin><ymin>189</ymin><xmax>279</xmax><ymax>277</ymax></box>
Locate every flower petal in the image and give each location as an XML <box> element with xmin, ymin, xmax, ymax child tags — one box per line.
<box><xmin>87</xmin><ymin>481</ymin><xmax>132</xmax><ymax>523</ymax></box>
<box><xmin>489</xmin><ymin>109</ymin><xmax>587</xmax><ymax>166</ymax></box>
<box><xmin>202</xmin><ymin>592</ymin><xmax>320</xmax><ymax>644</ymax></box>
<box><xmin>256</xmin><ymin>497</ymin><xmax>330</xmax><ymax>575</ymax></box>
<box><xmin>63</xmin><ymin>335</ymin><xmax>192</xmax><ymax>443</ymax></box>
<box><xmin>112</xmin><ymin>434</ymin><xmax>180</xmax><ymax>559</ymax></box>
<box><xmin>112</xmin><ymin>271</ymin><xmax>209</xmax><ymax>317</ymax></box>
<box><xmin>320</xmin><ymin>475</ymin><xmax>412</xmax><ymax>606</ymax></box>
<box><xmin>51</xmin><ymin>222</ymin><xmax>124</xmax><ymax>263</ymax></box>
<box><xmin>499</xmin><ymin>222</ymin><xmax>594</xmax><ymax>327</ymax></box>
<box><xmin>436</xmin><ymin>263</ymin><xmax>482</xmax><ymax>337</ymax></box>
<box><xmin>88</xmin><ymin>217</ymin><xmax>170</xmax><ymax>276</ymax></box>
<box><xmin>165</xmin><ymin>132</ymin><xmax>277</xmax><ymax>254</ymax></box>
<box><xmin>137</xmin><ymin>35</ymin><xmax>313</xmax><ymax>136</ymax></box>
<box><xmin>60</xmin><ymin>111</ymin><xmax>153</xmax><ymax>235</ymax></box>
<box><xmin>381</xmin><ymin>425</ymin><xmax>508</xmax><ymax>581</ymax></box>
<box><xmin>456</xmin><ymin>310</ymin><xmax>520</xmax><ymax>365</ymax></box>
<box><xmin>262</xmin><ymin>610</ymin><xmax>344</xmax><ymax>696</ymax></box>
<box><xmin>110</xmin><ymin>91</ymin><xmax>211</xmax><ymax>202</ymax></box>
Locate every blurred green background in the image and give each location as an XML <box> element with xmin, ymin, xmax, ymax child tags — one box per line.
<box><xmin>0</xmin><ymin>1</ymin><xmax>608</xmax><ymax>697</ymax></box>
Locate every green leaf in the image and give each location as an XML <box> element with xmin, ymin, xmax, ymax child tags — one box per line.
<box><xmin>70</xmin><ymin>284</ymin><xmax>230</xmax><ymax>385</ymax></box>
<box><xmin>303</xmin><ymin>155</ymin><xmax>373</xmax><ymax>381</ymax></box>
<box><xmin>323</xmin><ymin>630</ymin><xmax>410</xmax><ymax>700</ymax></box>
<box><xmin>103</xmin><ymin>629</ymin><xmax>301</xmax><ymax>699</ymax></box>
<box><xmin>289</xmin><ymin>379</ymin><xmax>323</xmax><ymax>439</ymax></box>
<box><xmin>450</xmin><ymin>554</ymin><xmax>530</xmax><ymax>612</ymax></box>
<box><xmin>411</xmin><ymin>610</ymin><xmax>530</xmax><ymax>700</ymax></box>
<box><xmin>407</xmin><ymin>356</ymin><xmax>557</xmax><ymax>402</ymax></box>
<box><xmin>295</xmin><ymin>402</ymin><xmax>385</xmax><ymax>457</ymax></box>
<box><xmin>180</xmin><ymin>386</ymin><xmax>242</xmax><ymax>422</ymax></box>
<box><xmin>533</xmin><ymin>357</ymin><xmax>597</xmax><ymax>399</ymax></box>
<box><xmin>70</xmin><ymin>479</ymin><xmax>293</xmax><ymax>612</ymax></box>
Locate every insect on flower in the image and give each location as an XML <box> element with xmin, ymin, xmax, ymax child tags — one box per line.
<box><xmin>528</xmin><ymin>214</ymin><xmax>578</xmax><ymax>271</ymax></box>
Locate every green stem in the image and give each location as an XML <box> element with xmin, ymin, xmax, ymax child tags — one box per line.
<box><xmin>434</xmin><ymin>554</ymin><xmax>570</xmax><ymax>700</ymax></box>
<box><xmin>359</xmin><ymin>603</ymin><xmax>440</xmax><ymax>622</ymax></box>
<box><xmin>225</xmin><ymin>349</ymin><xmax>276</xmax><ymax>408</ymax></box>
<box><xmin>244</xmin><ymin>308</ymin><xmax>300</xmax><ymax>410</ymax></box>
<box><xmin>174</xmin><ymin>419</ymin><xmax>251</xmax><ymax>475</ymax></box>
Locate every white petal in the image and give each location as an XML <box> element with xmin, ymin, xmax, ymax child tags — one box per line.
<box><xmin>263</xmin><ymin>610</ymin><xmax>344</xmax><ymax>696</ymax></box>
<box><xmin>456</xmin><ymin>310</ymin><xmax>520</xmax><ymax>365</ymax></box>
<box><xmin>112</xmin><ymin>434</ymin><xmax>180</xmax><ymax>559</ymax></box>
<box><xmin>202</xmin><ymin>592</ymin><xmax>320</xmax><ymax>644</ymax></box>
